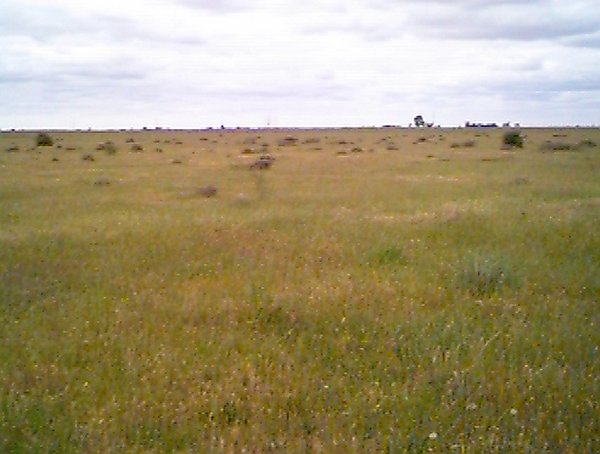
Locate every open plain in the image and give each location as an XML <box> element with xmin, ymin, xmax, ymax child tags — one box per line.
<box><xmin>1</xmin><ymin>127</ymin><xmax>599</xmax><ymax>451</ymax></box>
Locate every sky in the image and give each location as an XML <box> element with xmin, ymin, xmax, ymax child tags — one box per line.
<box><xmin>1</xmin><ymin>0</ymin><xmax>599</xmax><ymax>129</ymax></box>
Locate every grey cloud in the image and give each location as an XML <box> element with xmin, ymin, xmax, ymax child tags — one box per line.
<box><xmin>423</xmin><ymin>1</ymin><xmax>600</xmax><ymax>42</ymax></box>
<box><xmin>0</xmin><ymin>68</ymin><xmax>145</xmax><ymax>88</ymax></box>
<box><xmin>0</xmin><ymin>4</ymin><xmax>88</xmax><ymax>41</ymax></box>
<box><xmin>0</xmin><ymin>2</ymin><xmax>207</xmax><ymax>47</ymax></box>
<box><xmin>420</xmin><ymin>15</ymin><xmax>600</xmax><ymax>42</ymax></box>
<box><xmin>330</xmin><ymin>1</ymin><xmax>600</xmax><ymax>45</ymax></box>
<box><xmin>561</xmin><ymin>31</ymin><xmax>600</xmax><ymax>48</ymax></box>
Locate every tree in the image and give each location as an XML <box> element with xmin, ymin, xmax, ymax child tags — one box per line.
<box><xmin>414</xmin><ymin>115</ymin><xmax>425</xmax><ymax>127</ymax></box>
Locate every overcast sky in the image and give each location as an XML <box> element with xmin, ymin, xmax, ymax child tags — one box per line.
<box><xmin>1</xmin><ymin>0</ymin><xmax>599</xmax><ymax>128</ymax></box>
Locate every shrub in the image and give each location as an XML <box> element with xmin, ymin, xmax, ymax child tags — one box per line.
<box><xmin>97</xmin><ymin>141</ymin><xmax>117</xmax><ymax>154</ymax></box>
<box><xmin>451</xmin><ymin>140</ymin><xmax>477</xmax><ymax>149</ymax></box>
<box><xmin>250</xmin><ymin>155</ymin><xmax>274</xmax><ymax>170</ymax></box>
<box><xmin>82</xmin><ymin>153</ymin><xmax>95</xmax><ymax>161</ymax></box>
<box><xmin>5</xmin><ymin>144</ymin><xmax>19</xmax><ymax>152</ymax></box>
<box><xmin>196</xmin><ymin>185</ymin><xmax>218</xmax><ymax>198</ymax></box>
<box><xmin>540</xmin><ymin>141</ymin><xmax>572</xmax><ymax>152</ymax></box>
<box><xmin>577</xmin><ymin>139</ymin><xmax>597</xmax><ymax>148</ymax></box>
<box><xmin>277</xmin><ymin>136</ymin><xmax>298</xmax><ymax>147</ymax></box>
<box><xmin>35</xmin><ymin>132</ymin><xmax>54</xmax><ymax>147</ymax></box>
<box><xmin>502</xmin><ymin>131</ymin><xmax>524</xmax><ymax>148</ymax></box>
<box><xmin>104</xmin><ymin>141</ymin><xmax>117</xmax><ymax>154</ymax></box>
<box><xmin>303</xmin><ymin>137</ymin><xmax>320</xmax><ymax>144</ymax></box>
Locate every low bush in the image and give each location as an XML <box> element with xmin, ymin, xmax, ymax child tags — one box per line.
<box><xmin>540</xmin><ymin>141</ymin><xmax>572</xmax><ymax>151</ymax></box>
<box><xmin>35</xmin><ymin>132</ymin><xmax>54</xmax><ymax>147</ymax></box>
<box><xmin>577</xmin><ymin>139</ymin><xmax>597</xmax><ymax>148</ymax></box>
<box><xmin>196</xmin><ymin>185</ymin><xmax>218</xmax><ymax>198</ymax></box>
<box><xmin>96</xmin><ymin>141</ymin><xmax>117</xmax><ymax>154</ymax></box>
<box><xmin>502</xmin><ymin>131</ymin><xmax>524</xmax><ymax>148</ymax></box>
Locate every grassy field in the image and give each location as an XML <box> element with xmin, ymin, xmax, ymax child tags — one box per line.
<box><xmin>1</xmin><ymin>127</ymin><xmax>599</xmax><ymax>452</ymax></box>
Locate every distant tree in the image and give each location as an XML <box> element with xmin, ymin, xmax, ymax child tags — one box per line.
<box><xmin>414</xmin><ymin>115</ymin><xmax>425</xmax><ymax>127</ymax></box>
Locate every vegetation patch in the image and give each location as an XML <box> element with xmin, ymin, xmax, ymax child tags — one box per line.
<box><xmin>368</xmin><ymin>245</ymin><xmax>406</xmax><ymax>267</ymax></box>
<box><xmin>196</xmin><ymin>185</ymin><xmax>218</xmax><ymax>198</ymax></box>
<box><xmin>502</xmin><ymin>131</ymin><xmax>524</xmax><ymax>148</ymax></box>
<box><xmin>35</xmin><ymin>132</ymin><xmax>54</xmax><ymax>147</ymax></box>
<box><xmin>96</xmin><ymin>141</ymin><xmax>117</xmax><ymax>154</ymax></box>
<box><xmin>456</xmin><ymin>253</ymin><xmax>518</xmax><ymax>297</ymax></box>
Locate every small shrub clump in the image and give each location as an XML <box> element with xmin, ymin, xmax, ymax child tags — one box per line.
<box><xmin>250</xmin><ymin>154</ymin><xmax>275</xmax><ymax>170</ymax></box>
<box><xmin>540</xmin><ymin>141</ymin><xmax>572</xmax><ymax>152</ymax></box>
<box><xmin>502</xmin><ymin>131</ymin><xmax>524</xmax><ymax>148</ymax></box>
<box><xmin>196</xmin><ymin>185</ymin><xmax>218</xmax><ymax>198</ymax></box>
<box><xmin>577</xmin><ymin>139</ymin><xmax>597</xmax><ymax>148</ymax></box>
<box><xmin>35</xmin><ymin>132</ymin><xmax>54</xmax><ymax>147</ymax></box>
<box><xmin>450</xmin><ymin>140</ymin><xmax>477</xmax><ymax>149</ymax></box>
<box><xmin>96</xmin><ymin>141</ymin><xmax>118</xmax><ymax>154</ymax></box>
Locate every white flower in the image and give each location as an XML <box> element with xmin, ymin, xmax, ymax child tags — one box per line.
<box><xmin>510</xmin><ymin>408</ymin><xmax>518</xmax><ymax>416</ymax></box>
<box><xmin>429</xmin><ymin>432</ymin><xmax>438</xmax><ymax>440</ymax></box>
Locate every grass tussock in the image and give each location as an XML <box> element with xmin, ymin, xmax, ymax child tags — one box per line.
<box><xmin>456</xmin><ymin>253</ymin><xmax>518</xmax><ymax>297</ymax></box>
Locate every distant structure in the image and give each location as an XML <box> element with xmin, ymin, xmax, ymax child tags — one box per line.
<box><xmin>414</xmin><ymin>115</ymin><xmax>426</xmax><ymax>127</ymax></box>
<box><xmin>465</xmin><ymin>121</ymin><xmax>498</xmax><ymax>128</ymax></box>
<box><xmin>414</xmin><ymin>115</ymin><xmax>435</xmax><ymax>128</ymax></box>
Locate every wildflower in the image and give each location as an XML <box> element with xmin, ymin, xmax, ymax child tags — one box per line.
<box><xmin>510</xmin><ymin>408</ymin><xmax>518</xmax><ymax>416</ymax></box>
<box><xmin>429</xmin><ymin>432</ymin><xmax>438</xmax><ymax>440</ymax></box>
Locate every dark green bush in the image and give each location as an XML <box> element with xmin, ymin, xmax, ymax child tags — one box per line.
<box><xmin>502</xmin><ymin>131</ymin><xmax>523</xmax><ymax>148</ymax></box>
<box><xmin>35</xmin><ymin>132</ymin><xmax>54</xmax><ymax>147</ymax></box>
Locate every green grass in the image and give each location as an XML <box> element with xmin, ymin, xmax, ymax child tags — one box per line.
<box><xmin>0</xmin><ymin>127</ymin><xmax>599</xmax><ymax>451</ymax></box>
